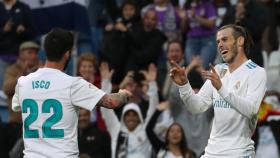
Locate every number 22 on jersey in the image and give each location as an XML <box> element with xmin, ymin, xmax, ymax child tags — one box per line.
<box><xmin>22</xmin><ymin>99</ymin><xmax>64</xmax><ymax>138</ymax></box>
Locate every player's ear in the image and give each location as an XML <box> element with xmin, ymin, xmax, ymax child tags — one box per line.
<box><xmin>237</xmin><ymin>36</ymin><xmax>245</xmax><ymax>47</ymax></box>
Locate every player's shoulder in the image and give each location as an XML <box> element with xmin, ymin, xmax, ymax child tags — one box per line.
<box><xmin>244</xmin><ymin>60</ymin><xmax>266</xmax><ymax>79</ymax></box>
<box><xmin>244</xmin><ymin>60</ymin><xmax>265</xmax><ymax>72</ymax></box>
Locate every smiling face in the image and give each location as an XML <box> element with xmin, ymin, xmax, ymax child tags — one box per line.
<box><xmin>167</xmin><ymin>124</ymin><xmax>183</xmax><ymax>145</ymax></box>
<box><xmin>79</xmin><ymin>60</ymin><xmax>95</xmax><ymax>81</ymax></box>
<box><xmin>167</xmin><ymin>42</ymin><xmax>184</xmax><ymax>63</ymax></box>
<box><xmin>216</xmin><ymin>28</ymin><xmax>239</xmax><ymax>64</ymax></box>
<box><xmin>124</xmin><ymin>110</ymin><xmax>140</xmax><ymax>131</ymax></box>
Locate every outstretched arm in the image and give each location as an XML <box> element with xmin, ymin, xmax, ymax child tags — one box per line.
<box><xmin>97</xmin><ymin>89</ymin><xmax>131</xmax><ymax>109</ymax></box>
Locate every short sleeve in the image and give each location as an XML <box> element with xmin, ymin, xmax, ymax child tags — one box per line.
<box><xmin>71</xmin><ymin>78</ymin><xmax>105</xmax><ymax>111</ymax></box>
<box><xmin>12</xmin><ymin>83</ymin><xmax>21</xmax><ymax>112</ymax></box>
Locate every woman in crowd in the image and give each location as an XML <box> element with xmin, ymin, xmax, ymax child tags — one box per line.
<box><xmin>146</xmin><ymin>101</ymin><xmax>196</xmax><ymax>158</ymax></box>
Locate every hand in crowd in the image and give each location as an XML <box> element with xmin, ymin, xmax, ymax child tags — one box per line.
<box><xmin>99</xmin><ymin>62</ymin><xmax>114</xmax><ymax>81</ymax></box>
<box><xmin>170</xmin><ymin>60</ymin><xmax>188</xmax><ymax>86</ymax></box>
<box><xmin>119</xmin><ymin>71</ymin><xmax>134</xmax><ymax>89</ymax></box>
<box><xmin>17</xmin><ymin>24</ymin><xmax>26</xmax><ymax>34</ymax></box>
<box><xmin>115</xmin><ymin>22</ymin><xmax>128</xmax><ymax>32</ymax></box>
<box><xmin>235</xmin><ymin>2</ymin><xmax>246</xmax><ymax>21</ymax></box>
<box><xmin>186</xmin><ymin>56</ymin><xmax>204</xmax><ymax>74</ymax></box>
<box><xmin>140</xmin><ymin>63</ymin><xmax>157</xmax><ymax>82</ymax></box>
<box><xmin>105</xmin><ymin>23</ymin><xmax>114</xmax><ymax>31</ymax></box>
<box><xmin>177</xmin><ymin>8</ymin><xmax>187</xmax><ymax>21</ymax></box>
<box><xmin>3</xmin><ymin>20</ymin><xmax>13</xmax><ymax>32</ymax></box>
<box><xmin>201</xmin><ymin>64</ymin><xmax>222</xmax><ymax>90</ymax></box>
<box><xmin>157</xmin><ymin>101</ymin><xmax>170</xmax><ymax>111</ymax></box>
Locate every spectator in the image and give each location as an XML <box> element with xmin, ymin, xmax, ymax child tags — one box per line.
<box><xmin>142</xmin><ymin>0</ymin><xmax>182</xmax><ymax>41</ymax></box>
<box><xmin>78</xmin><ymin>108</ymin><xmax>111</xmax><ymax>158</ymax></box>
<box><xmin>256</xmin><ymin>27</ymin><xmax>280</xmax><ymax>158</ymax></box>
<box><xmin>179</xmin><ymin>0</ymin><xmax>217</xmax><ymax>69</ymax></box>
<box><xmin>77</xmin><ymin>53</ymin><xmax>100</xmax><ymax>87</ymax></box>
<box><xmin>77</xmin><ymin>53</ymin><xmax>109</xmax><ymax>131</ymax></box>
<box><xmin>100</xmin><ymin>63</ymin><xmax>159</xmax><ymax>158</ymax></box>
<box><xmin>126</xmin><ymin>9</ymin><xmax>167</xmax><ymax>71</ymax></box>
<box><xmin>3</xmin><ymin>41</ymin><xmax>39</xmax><ymax>124</ymax></box>
<box><xmin>0</xmin><ymin>0</ymin><xmax>36</xmax><ymax>88</ymax></box>
<box><xmin>157</xmin><ymin>39</ymin><xmax>205</xmax><ymax>99</ymax></box>
<box><xmin>101</xmin><ymin>0</ymin><xmax>140</xmax><ymax>84</ymax></box>
<box><xmin>2</xmin><ymin>41</ymin><xmax>39</xmax><ymax>157</ymax></box>
<box><xmin>156</xmin><ymin>40</ymin><xmax>213</xmax><ymax>156</ymax></box>
<box><xmin>146</xmin><ymin>101</ymin><xmax>196</xmax><ymax>158</ymax></box>
<box><xmin>220</xmin><ymin>0</ymin><xmax>268</xmax><ymax>66</ymax></box>
<box><xmin>87</xmin><ymin>0</ymin><xmax>113</xmax><ymax>55</ymax></box>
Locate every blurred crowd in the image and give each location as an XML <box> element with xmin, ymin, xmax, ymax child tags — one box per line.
<box><xmin>0</xmin><ymin>0</ymin><xmax>280</xmax><ymax>158</ymax></box>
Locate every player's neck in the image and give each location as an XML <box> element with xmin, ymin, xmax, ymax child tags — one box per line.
<box><xmin>44</xmin><ymin>61</ymin><xmax>64</xmax><ymax>71</ymax></box>
<box><xmin>228</xmin><ymin>54</ymin><xmax>248</xmax><ymax>73</ymax></box>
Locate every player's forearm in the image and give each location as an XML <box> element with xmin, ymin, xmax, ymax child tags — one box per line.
<box><xmin>179</xmin><ymin>83</ymin><xmax>211</xmax><ymax>114</ymax></box>
<box><xmin>97</xmin><ymin>92</ymin><xmax>129</xmax><ymax>109</ymax></box>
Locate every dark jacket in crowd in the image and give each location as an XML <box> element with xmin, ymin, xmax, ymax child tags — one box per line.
<box><xmin>78</xmin><ymin>123</ymin><xmax>111</xmax><ymax>158</ymax></box>
<box><xmin>126</xmin><ymin>24</ymin><xmax>167</xmax><ymax>71</ymax></box>
<box><xmin>0</xmin><ymin>1</ymin><xmax>36</xmax><ymax>58</ymax></box>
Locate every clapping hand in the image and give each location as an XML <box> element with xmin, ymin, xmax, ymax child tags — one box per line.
<box><xmin>169</xmin><ymin>60</ymin><xmax>188</xmax><ymax>86</ymax></box>
<box><xmin>201</xmin><ymin>64</ymin><xmax>222</xmax><ymax>90</ymax></box>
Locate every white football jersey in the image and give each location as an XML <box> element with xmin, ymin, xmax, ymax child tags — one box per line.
<box><xmin>12</xmin><ymin>68</ymin><xmax>105</xmax><ymax>158</ymax></box>
<box><xmin>178</xmin><ymin>60</ymin><xmax>267</xmax><ymax>157</ymax></box>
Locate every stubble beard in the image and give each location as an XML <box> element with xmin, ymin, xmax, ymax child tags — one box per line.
<box><xmin>225</xmin><ymin>42</ymin><xmax>238</xmax><ymax>64</ymax></box>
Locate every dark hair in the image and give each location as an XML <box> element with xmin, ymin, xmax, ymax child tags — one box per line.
<box><xmin>218</xmin><ymin>24</ymin><xmax>254</xmax><ymax>56</ymax></box>
<box><xmin>165</xmin><ymin>122</ymin><xmax>188</xmax><ymax>158</ymax></box>
<box><xmin>166</xmin><ymin>39</ymin><xmax>184</xmax><ymax>53</ymax></box>
<box><xmin>44</xmin><ymin>28</ymin><xmax>74</xmax><ymax>62</ymax></box>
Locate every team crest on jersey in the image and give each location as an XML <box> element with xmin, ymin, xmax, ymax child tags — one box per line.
<box><xmin>234</xmin><ymin>81</ymin><xmax>241</xmax><ymax>90</ymax></box>
<box><xmin>220</xmin><ymin>69</ymin><xmax>227</xmax><ymax>78</ymax></box>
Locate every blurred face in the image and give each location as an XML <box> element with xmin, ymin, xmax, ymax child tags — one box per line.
<box><xmin>78</xmin><ymin>109</ymin><xmax>90</xmax><ymax>129</ymax></box>
<box><xmin>143</xmin><ymin>10</ymin><xmax>157</xmax><ymax>32</ymax></box>
<box><xmin>20</xmin><ymin>48</ymin><xmax>39</xmax><ymax>68</ymax></box>
<box><xmin>167</xmin><ymin>124</ymin><xmax>183</xmax><ymax>145</ymax></box>
<box><xmin>124</xmin><ymin>110</ymin><xmax>140</xmax><ymax>131</ymax></box>
<box><xmin>79</xmin><ymin>60</ymin><xmax>95</xmax><ymax>80</ymax></box>
<box><xmin>167</xmin><ymin>43</ymin><xmax>184</xmax><ymax>63</ymax></box>
<box><xmin>216</xmin><ymin>28</ymin><xmax>238</xmax><ymax>64</ymax></box>
<box><xmin>123</xmin><ymin>4</ymin><xmax>136</xmax><ymax>20</ymax></box>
